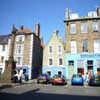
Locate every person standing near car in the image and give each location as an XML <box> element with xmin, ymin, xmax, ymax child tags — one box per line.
<box><xmin>19</xmin><ymin>68</ymin><xmax>23</xmax><ymax>84</ymax></box>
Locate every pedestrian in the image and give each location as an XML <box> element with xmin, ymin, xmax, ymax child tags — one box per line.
<box><xmin>86</xmin><ymin>72</ymin><xmax>89</xmax><ymax>83</ymax></box>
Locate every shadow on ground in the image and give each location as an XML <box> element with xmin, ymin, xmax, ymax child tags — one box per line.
<box><xmin>0</xmin><ymin>88</ymin><xmax>100</xmax><ymax>100</ymax></box>
<box><xmin>0</xmin><ymin>85</ymin><xmax>13</xmax><ymax>90</ymax></box>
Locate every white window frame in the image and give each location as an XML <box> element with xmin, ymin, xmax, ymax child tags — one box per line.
<box><xmin>58</xmin><ymin>45</ymin><xmax>62</xmax><ymax>54</ymax></box>
<box><xmin>94</xmin><ymin>39</ymin><xmax>100</xmax><ymax>53</ymax></box>
<box><xmin>48</xmin><ymin>57</ymin><xmax>53</xmax><ymax>66</ymax></box>
<box><xmin>81</xmin><ymin>21</ymin><xmax>87</xmax><ymax>33</ymax></box>
<box><xmin>16</xmin><ymin>56</ymin><xmax>23</xmax><ymax>66</ymax></box>
<box><xmin>70</xmin><ymin>40</ymin><xmax>77</xmax><ymax>54</ymax></box>
<box><xmin>58</xmin><ymin>58</ymin><xmax>63</xmax><ymax>66</ymax></box>
<box><xmin>2</xmin><ymin>45</ymin><xmax>5</xmax><ymax>51</ymax></box>
<box><xmin>48</xmin><ymin>45</ymin><xmax>53</xmax><ymax>55</ymax></box>
<box><xmin>82</xmin><ymin>39</ymin><xmax>88</xmax><ymax>52</ymax></box>
<box><xmin>96</xmin><ymin>60</ymin><xmax>100</xmax><ymax>68</ymax></box>
<box><xmin>92</xmin><ymin>20</ymin><xmax>98</xmax><ymax>32</ymax></box>
<box><xmin>16</xmin><ymin>44</ymin><xmax>24</xmax><ymax>55</ymax></box>
<box><xmin>70</xmin><ymin>23</ymin><xmax>76</xmax><ymax>34</ymax></box>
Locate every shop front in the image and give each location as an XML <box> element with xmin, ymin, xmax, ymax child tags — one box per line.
<box><xmin>42</xmin><ymin>66</ymin><xmax>66</xmax><ymax>78</ymax></box>
<box><xmin>66</xmin><ymin>53</ymin><xmax>100</xmax><ymax>79</ymax></box>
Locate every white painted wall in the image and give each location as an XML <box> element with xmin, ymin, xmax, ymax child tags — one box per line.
<box><xmin>0</xmin><ymin>44</ymin><xmax>8</xmax><ymax>73</ymax></box>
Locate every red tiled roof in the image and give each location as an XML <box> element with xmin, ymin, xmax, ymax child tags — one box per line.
<box><xmin>19</xmin><ymin>29</ymin><xmax>32</xmax><ymax>33</ymax></box>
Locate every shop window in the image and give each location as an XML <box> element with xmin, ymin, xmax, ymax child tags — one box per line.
<box><xmin>68</xmin><ymin>60</ymin><xmax>74</xmax><ymax>66</ymax></box>
<box><xmin>47</xmin><ymin>71</ymin><xmax>51</xmax><ymax>76</ymax></box>
<box><xmin>58</xmin><ymin>71</ymin><xmax>62</xmax><ymax>76</ymax></box>
<box><xmin>97</xmin><ymin>68</ymin><xmax>100</xmax><ymax>75</ymax></box>
<box><xmin>87</xmin><ymin>60</ymin><xmax>93</xmax><ymax>65</ymax></box>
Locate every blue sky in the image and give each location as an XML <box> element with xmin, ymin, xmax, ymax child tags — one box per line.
<box><xmin>0</xmin><ymin>0</ymin><xmax>100</xmax><ymax>44</ymax></box>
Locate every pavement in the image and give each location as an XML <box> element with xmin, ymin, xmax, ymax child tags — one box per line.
<box><xmin>0</xmin><ymin>79</ymin><xmax>37</xmax><ymax>89</ymax></box>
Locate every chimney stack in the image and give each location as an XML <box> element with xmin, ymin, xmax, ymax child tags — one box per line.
<box><xmin>65</xmin><ymin>8</ymin><xmax>70</xmax><ymax>19</ymax></box>
<box><xmin>11</xmin><ymin>24</ymin><xmax>17</xmax><ymax>34</ymax></box>
<box><xmin>20</xmin><ymin>25</ymin><xmax>24</xmax><ymax>30</ymax></box>
<box><xmin>97</xmin><ymin>6</ymin><xmax>100</xmax><ymax>16</ymax></box>
<box><xmin>35</xmin><ymin>22</ymin><xmax>40</xmax><ymax>37</ymax></box>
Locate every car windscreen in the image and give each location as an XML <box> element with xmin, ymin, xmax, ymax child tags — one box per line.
<box><xmin>73</xmin><ymin>74</ymin><xmax>82</xmax><ymax>78</ymax></box>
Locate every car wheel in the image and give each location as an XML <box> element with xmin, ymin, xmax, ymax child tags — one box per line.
<box><xmin>71</xmin><ymin>83</ymin><xmax>73</xmax><ymax>85</ymax></box>
<box><xmin>81</xmin><ymin>83</ymin><xmax>84</xmax><ymax>86</ymax></box>
<box><xmin>52</xmin><ymin>83</ymin><xmax>54</xmax><ymax>85</ymax></box>
<box><xmin>37</xmin><ymin>81</ymin><xmax>39</xmax><ymax>84</ymax></box>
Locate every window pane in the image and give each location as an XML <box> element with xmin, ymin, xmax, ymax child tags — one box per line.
<box><xmin>1</xmin><ymin>56</ymin><xmax>4</xmax><ymax>63</ymax></box>
<box><xmin>49</xmin><ymin>59</ymin><xmax>52</xmax><ymax>65</ymax></box>
<box><xmin>94</xmin><ymin>39</ymin><xmax>100</xmax><ymax>53</ymax></box>
<box><xmin>58</xmin><ymin>46</ymin><xmax>61</xmax><ymax>52</ymax></box>
<box><xmin>71</xmin><ymin>41</ymin><xmax>77</xmax><ymax>53</ymax></box>
<box><xmin>49</xmin><ymin>46</ymin><xmax>52</xmax><ymax>53</ymax></box>
<box><xmin>77</xmin><ymin>60</ymin><xmax>84</xmax><ymax>68</ymax></box>
<box><xmin>16</xmin><ymin>44</ymin><xmax>23</xmax><ymax>54</ymax></box>
<box><xmin>2</xmin><ymin>45</ymin><xmax>5</xmax><ymax>51</ymax></box>
<box><xmin>82</xmin><ymin>39</ymin><xmax>88</xmax><ymax>52</ymax></box>
<box><xmin>17</xmin><ymin>57</ymin><xmax>22</xmax><ymax>65</ymax></box>
<box><xmin>92</xmin><ymin>20</ymin><xmax>98</xmax><ymax>32</ymax></box>
<box><xmin>70</xmin><ymin>23</ymin><xmax>76</xmax><ymax>34</ymax></box>
<box><xmin>96</xmin><ymin>60</ymin><xmax>100</xmax><ymax>68</ymax></box>
<box><xmin>81</xmin><ymin>21</ymin><xmax>87</xmax><ymax>33</ymax></box>
<box><xmin>59</xmin><ymin>58</ymin><xmax>62</xmax><ymax>65</ymax></box>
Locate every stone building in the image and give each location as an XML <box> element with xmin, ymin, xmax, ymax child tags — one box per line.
<box><xmin>43</xmin><ymin>30</ymin><xmax>66</xmax><ymax>77</ymax></box>
<box><xmin>8</xmin><ymin>23</ymin><xmax>43</xmax><ymax>79</ymax></box>
<box><xmin>64</xmin><ymin>6</ymin><xmax>100</xmax><ymax>79</ymax></box>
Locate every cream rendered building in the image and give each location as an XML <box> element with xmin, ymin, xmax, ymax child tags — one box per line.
<box><xmin>43</xmin><ymin>30</ymin><xmax>66</xmax><ymax>77</ymax></box>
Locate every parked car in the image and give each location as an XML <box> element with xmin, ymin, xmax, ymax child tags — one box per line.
<box><xmin>51</xmin><ymin>74</ymin><xmax>67</xmax><ymax>85</ymax></box>
<box><xmin>37</xmin><ymin>74</ymin><xmax>51</xmax><ymax>84</ymax></box>
<box><xmin>71</xmin><ymin>74</ymin><xmax>84</xmax><ymax>85</ymax></box>
<box><xmin>88</xmin><ymin>75</ymin><xmax>100</xmax><ymax>86</ymax></box>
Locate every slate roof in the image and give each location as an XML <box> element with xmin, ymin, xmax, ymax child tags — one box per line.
<box><xmin>0</xmin><ymin>35</ymin><xmax>9</xmax><ymax>44</ymax></box>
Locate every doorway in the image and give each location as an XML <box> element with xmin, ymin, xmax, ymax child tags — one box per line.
<box><xmin>87</xmin><ymin>60</ymin><xmax>93</xmax><ymax>76</ymax></box>
<box><xmin>78</xmin><ymin>68</ymin><xmax>84</xmax><ymax>75</ymax></box>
